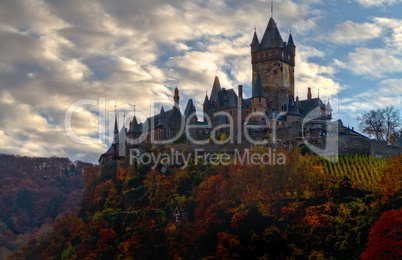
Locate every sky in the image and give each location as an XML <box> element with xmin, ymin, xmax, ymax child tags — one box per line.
<box><xmin>0</xmin><ymin>0</ymin><xmax>401</xmax><ymax>164</ymax></box>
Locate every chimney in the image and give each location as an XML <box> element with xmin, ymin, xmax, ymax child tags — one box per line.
<box><xmin>238</xmin><ymin>85</ymin><xmax>243</xmax><ymax>99</ymax></box>
<box><xmin>307</xmin><ymin>87</ymin><xmax>312</xmax><ymax>100</ymax></box>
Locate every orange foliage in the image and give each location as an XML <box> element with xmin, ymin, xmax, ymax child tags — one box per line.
<box><xmin>216</xmin><ymin>232</ymin><xmax>242</xmax><ymax>259</ymax></box>
<box><xmin>379</xmin><ymin>155</ymin><xmax>402</xmax><ymax>202</ymax></box>
<box><xmin>97</xmin><ymin>228</ymin><xmax>118</xmax><ymax>254</ymax></box>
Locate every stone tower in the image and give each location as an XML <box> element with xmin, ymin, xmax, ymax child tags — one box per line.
<box><xmin>251</xmin><ymin>17</ymin><xmax>295</xmax><ymax>110</ymax></box>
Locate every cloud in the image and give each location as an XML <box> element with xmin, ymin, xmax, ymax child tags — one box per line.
<box><xmin>353</xmin><ymin>0</ymin><xmax>402</xmax><ymax>7</ymax></box>
<box><xmin>339</xmin><ymin>78</ymin><xmax>402</xmax><ymax>118</ymax></box>
<box><xmin>329</xmin><ymin>21</ymin><xmax>382</xmax><ymax>44</ymax></box>
<box><xmin>345</xmin><ymin>48</ymin><xmax>402</xmax><ymax>78</ymax></box>
<box><xmin>0</xmin><ymin>0</ymin><xmax>346</xmax><ymax>163</ymax></box>
<box><xmin>295</xmin><ymin>45</ymin><xmax>344</xmax><ymax>101</ymax></box>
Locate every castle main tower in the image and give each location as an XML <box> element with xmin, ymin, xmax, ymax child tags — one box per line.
<box><xmin>251</xmin><ymin>16</ymin><xmax>295</xmax><ymax>110</ymax></box>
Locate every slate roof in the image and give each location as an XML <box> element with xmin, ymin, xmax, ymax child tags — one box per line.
<box><xmin>218</xmin><ymin>114</ymin><xmax>228</xmax><ymax>125</ymax></box>
<box><xmin>184</xmin><ymin>99</ymin><xmax>196</xmax><ymax>118</ymax></box>
<box><xmin>288</xmin><ymin>33</ymin><xmax>295</xmax><ymax>46</ymax></box>
<box><xmin>252</xmin><ymin>74</ymin><xmax>265</xmax><ymax>98</ymax></box>
<box><xmin>285</xmin><ymin>95</ymin><xmax>301</xmax><ymax>116</ymax></box>
<box><xmin>299</xmin><ymin>98</ymin><xmax>325</xmax><ymax>117</ymax></box>
<box><xmin>159</xmin><ymin>106</ymin><xmax>166</xmax><ymax>118</ymax></box>
<box><xmin>241</xmin><ymin>98</ymin><xmax>252</xmax><ymax>109</ymax></box>
<box><xmin>260</xmin><ymin>17</ymin><xmax>276</xmax><ymax>49</ymax></box>
<box><xmin>129</xmin><ymin>116</ymin><xmax>141</xmax><ymax>133</ymax></box>
<box><xmin>217</xmin><ymin>89</ymin><xmax>238</xmax><ymax>109</ymax></box>
<box><xmin>251</xmin><ymin>31</ymin><xmax>259</xmax><ymax>45</ymax></box>
<box><xmin>203</xmin><ymin>94</ymin><xmax>209</xmax><ymax>104</ymax></box>
<box><xmin>210</xmin><ymin>76</ymin><xmax>222</xmax><ymax>102</ymax></box>
<box><xmin>136</xmin><ymin>108</ymin><xmax>177</xmax><ymax>133</ymax></box>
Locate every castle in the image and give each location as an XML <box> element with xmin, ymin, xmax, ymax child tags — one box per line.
<box><xmin>99</xmin><ymin>14</ymin><xmax>401</xmax><ymax>165</ymax></box>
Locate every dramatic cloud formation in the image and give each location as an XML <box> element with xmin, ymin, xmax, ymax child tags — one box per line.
<box><xmin>0</xmin><ymin>0</ymin><xmax>401</xmax><ymax>163</ymax></box>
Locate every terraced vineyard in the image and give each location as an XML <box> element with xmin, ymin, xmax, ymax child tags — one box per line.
<box><xmin>321</xmin><ymin>155</ymin><xmax>388</xmax><ymax>191</ymax></box>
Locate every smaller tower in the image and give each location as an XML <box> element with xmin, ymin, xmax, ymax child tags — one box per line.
<box><xmin>251</xmin><ymin>74</ymin><xmax>267</xmax><ymax>123</ymax></box>
<box><xmin>287</xmin><ymin>32</ymin><xmax>295</xmax><ymax>54</ymax></box>
<box><xmin>203</xmin><ymin>93</ymin><xmax>209</xmax><ymax>122</ymax></box>
<box><xmin>307</xmin><ymin>87</ymin><xmax>312</xmax><ymax>100</ymax></box>
<box><xmin>174</xmin><ymin>87</ymin><xmax>180</xmax><ymax>109</ymax></box>
<box><xmin>250</xmin><ymin>29</ymin><xmax>260</xmax><ymax>52</ymax></box>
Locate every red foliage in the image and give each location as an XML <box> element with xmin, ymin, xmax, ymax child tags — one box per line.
<box><xmin>97</xmin><ymin>228</ymin><xmax>118</xmax><ymax>254</ymax></box>
<box><xmin>361</xmin><ymin>209</ymin><xmax>402</xmax><ymax>260</ymax></box>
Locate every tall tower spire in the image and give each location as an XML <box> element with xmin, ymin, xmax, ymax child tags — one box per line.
<box><xmin>174</xmin><ymin>87</ymin><xmax>180</xmax><ymax>109</ymax></box>
<box><xmin>113</xmin><ymin>105</ymin><xmax>118</xmax><ymax>139</ymax></box>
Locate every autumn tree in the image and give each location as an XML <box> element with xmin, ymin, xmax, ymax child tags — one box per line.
<box><xmin>361</xmin><ymin>209</ymin><xmax>402</xmax><ymax>260</ymax></box>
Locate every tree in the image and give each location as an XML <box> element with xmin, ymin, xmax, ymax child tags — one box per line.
<box><xmin>360</xmin><ymin>209</ymin><xmax>402</xmax><ymax>260</ymax></box>
<box><xmin>357</xmin><ymin>106</ymin><xmax>401</xmax><ymax>145</ymax></box>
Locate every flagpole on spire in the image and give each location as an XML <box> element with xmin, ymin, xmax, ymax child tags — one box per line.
<box><xmin>271</xmin><ymin>1</ymin><xmax>273</xmax><ymax>18</ymax></box>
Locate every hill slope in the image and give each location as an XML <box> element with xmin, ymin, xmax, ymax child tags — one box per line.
<box><xmin>8</xmin><ymin>149</ymin><xmax>402</xmax><ymax>259</ymax></box>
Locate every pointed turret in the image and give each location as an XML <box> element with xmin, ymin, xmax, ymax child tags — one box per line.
<box><xmin>251</xmin><ymin>30</ymin><xmax>260</xmax><ymax>52</ymax></box>
<box><xmin>210</xmin><ymin>76</ymin><xmax>221</xmax><ymax>102</ymax></box>
<box><xmin>159</xmin><ymin>106</ymin><xmax>166</xmax><ymax>118</ymax></box>
<box><xmin>285</xmin><ymin>95</ymin><xmax>301</xmax><ymax>116</ymax></box>
<box><xmin>326</xmin><ymin>100</ymin><xmax>333</xmax><ymax>119</ymax></box>
<box><xmin>252</xmin><ymin>74</ymin><xmax>265</xmax><ymax>98</ymax></box>
<box><xmin>203</xmin><ymin>93</ymin><xmax>209</xmax><ymax>104</ymax></box>
<box><xmin>326</xmin><ymin>100</ymin><xmax>332</xmax><ymax>111</ymax></box>
<box><xmin>184</xmin><ymin>99</ymin><xmax>195</xmax><ymax>119</ymax></box>
<box><xmin>288</xmin><ymin>33</ymin><xmax>295</xmax><ymax>46</ymax></box>
<box><xmin>158</xmin><ymin>106</ymin><xmax>166</xmax><ymax>126</ymax></box>
<box><xmin>260</xmin><ymin>17</ymin><xmax>277</xmax><ymax>50</ymax></box>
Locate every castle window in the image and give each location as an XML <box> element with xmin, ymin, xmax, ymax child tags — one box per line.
<box><xmin>166</xmin><ymin>128</ymin><xmax>170</xmax><ymax>138</ymax></box>
<box><xmin>158</xmin><ymin>130</ymin><xmax>162</xmax><ymax>139</ymax></box>
<box><xmin>152</xmin><ymin>131</ymin><xmax>155</xmax><ymax>140</ymax></box>
<box><xmin>282</xmin><ymin>52</ymin><xmax>284</xmax><ymax>58</ymax></box>
<box><xmin>230</xmin><ymin>111</ymin><xmax>232</xmax><ymax>116</ymax></box>
<box><xmin>276</xmin><ymin>50</ymin><xmax>279</xmax><ymax>55</ymax></box>
<box><xmin>288</xmin><ymin>55</ymin><xmax>290</xmax><ymax>59</ymax></box>
<box><xmin>269</xmin><ymin>52</ymin><xmax>272</xmax><ymax>56</ymax></box>
<box><xmin>263</xmin><ymin>53</ymin><xmax>266</xmax><ymax>57</ymax></box>
<box><xmin>259</xmin><ymin>98</ymin><xmax>261</xmax><ymax>104</ymax></box>
<box><xmin>254</xmin><ymin>109</ymin><xmax>256</xmax><ymax>112</ymax></box>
